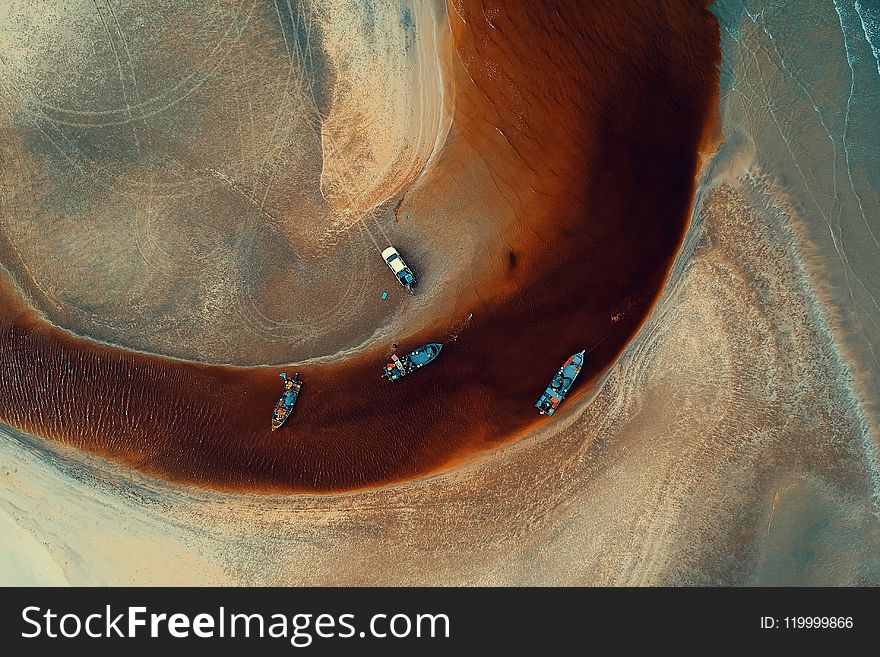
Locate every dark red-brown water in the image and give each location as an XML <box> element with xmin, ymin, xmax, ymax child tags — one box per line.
<box><xmin>0</xmin><ymin>0</ymin><xmax>720</xmax><ymax>493</ymax></box>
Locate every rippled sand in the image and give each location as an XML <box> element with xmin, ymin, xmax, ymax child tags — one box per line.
<box><xmin>4</xmin><ymin>147</ymin><xmax>877</xmax><ymax>584</ymax></box>
<box><xmin>2</xmin><ymin>0</ymin><xmax>879</xmax><ymax>584</ymax></box>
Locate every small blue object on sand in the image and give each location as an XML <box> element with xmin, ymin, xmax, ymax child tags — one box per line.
<box><xmin>381</xmin><ymin>291</ymin><xmax>388</xmax><ymax>300</ymax></box>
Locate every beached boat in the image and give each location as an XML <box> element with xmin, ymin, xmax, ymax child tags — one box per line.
<box><xmin>271</xmin><ymin>372</ymin><xmax>302</xmax><ymax>431</ymax></box>
<box><xmin>382</xmin><ymin>246</ymin><xmax>417</xmax><ymax>295</ymax></box>
<box><xmin>535</xmin><ymin>350</ymin><xmax>584</xmax><ymax>415</ymax></box>
<box><xmin>382</xmin><ymin>343</ymin><xmax>442</xmax><ymax>381</ymax></box>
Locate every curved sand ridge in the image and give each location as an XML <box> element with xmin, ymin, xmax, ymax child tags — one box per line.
<box><xmin>316</xmin><ymin>0</ymin><xmax>453</xmax><ymax>220</ymax></box>
<box><xmin>2</xmin><ymin>128</ymin><xmax>878</xmax><ymax>585</ymax></box>
<box><xmin>0</xmin><ymin>0</ymin><xmax>720</xmax><ymax>493</ymax></box>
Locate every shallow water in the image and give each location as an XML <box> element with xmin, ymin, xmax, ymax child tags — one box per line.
<box><xmin>715</xmin><ymin>0</ymin><xmax>880</xmax><ymax>431</ymax></box>
<box><xmin>698</xmin><ymin>0</ymin><xmax>880</xmax><ymax>582</ymax></box>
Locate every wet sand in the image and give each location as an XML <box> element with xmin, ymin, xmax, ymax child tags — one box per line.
<box><xmin>317</xmin><ymin>0</ymin><xmax>453</xmax><ymax>217</ymax></box>
<box><xmin>0</xmin><ymin>0</ymin><xmax>720</xmax><ymax>492</ymax></box>
<box><xmin>4</xmin><ymin>138</ymin><xmax>878</xmax><ymax>584</ymax></box>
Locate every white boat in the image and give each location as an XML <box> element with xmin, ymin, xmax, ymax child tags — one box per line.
<box><xmin>382</xmin><ymin>246</ymin><xmax>417</xmax><ymax>295</ymax></box>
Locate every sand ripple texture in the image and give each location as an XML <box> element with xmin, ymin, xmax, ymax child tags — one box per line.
<box><xmin>3</xmin><ymin>166</ymin><xmax>877</xmax><ymax>584</ymax></box>
<box><xmin>1</xmin><ymin>0</ymin><xmax>879</xmax><ymax>583</ymax></box>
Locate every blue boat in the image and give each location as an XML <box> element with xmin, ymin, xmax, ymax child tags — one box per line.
<box><xmin>382</xmin><ymin>343</ymin><xmax>442</xmax><ymax>381</ymax></box>
<box><xmin>535</xmin><ymin>350</ymin><xmax>585</xmax><ymax>415</ymax></box>
<box><xmin>271</xmin><ymin>372</ymin><xmax>302</xmax><ymax>431</ymax></box>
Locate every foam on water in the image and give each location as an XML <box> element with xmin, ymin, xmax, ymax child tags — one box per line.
<box><xmin>855</xmin><ymin>1</ymin><xmax>880</xmax><ymax>78</ymax></box>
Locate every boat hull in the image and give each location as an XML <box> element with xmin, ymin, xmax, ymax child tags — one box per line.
<box><xmin>535</xmin><ymin>350</ymin><xmax>585</xmax><ymax>415</ymax></box>
<box><xmin>381</xmin><ymin>247</ymin><xmax>417</xmax><ymax>295</ymax></box>
<box><xmin>271</xmin><ymin>374</ymin><xmax>302</xmax><ymax>431</ymax></box>
<box><xmin>382</xmin><ymin>343</ymin><xmax>442</xmax><ymax>381</ymax></box>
